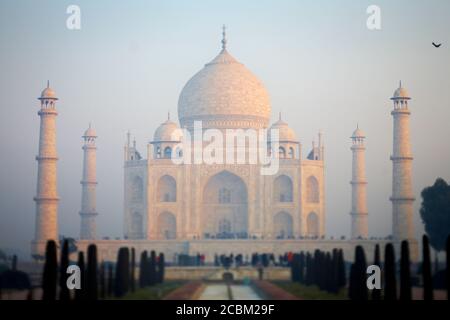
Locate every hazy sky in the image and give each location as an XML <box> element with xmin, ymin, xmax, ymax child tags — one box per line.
<box><xmin>1</xmin><ymin>0</ymin><xmax>449</xmax><ymax>257</ymax></box>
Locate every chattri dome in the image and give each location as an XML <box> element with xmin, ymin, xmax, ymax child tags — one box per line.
<box><xmin>269</xmin><ymin>115</ymin><xmax>298</xmax><ymax>142</ymax></box>
<box><xmin>177</xmin><ymin>29</ymin><xmax>271</xmax><ymax>130</ymax></box>
<box><xmin>153</xmin><ymin>116</ymin><xmax>181</xmax><ymax>142</ymax></box>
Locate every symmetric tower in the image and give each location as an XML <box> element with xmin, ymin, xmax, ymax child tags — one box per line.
<box><xmin>79</xmin><ymin>124</ymin><xmax>98</xmax><ymax>239</ymax></box>
<box><xmin>390</xmin><ymin>82</ymin><xmax>415</xmax><ymax>241</ymax></box>
<box><xmin>350</xmin><ymin>126</ymin><xmax>368</xmax><ymax>239</ymax></box>
<box><xmin>33</xmin><ymin>82</ymin><xmax>59</xmax><ymax>253</ymax></box>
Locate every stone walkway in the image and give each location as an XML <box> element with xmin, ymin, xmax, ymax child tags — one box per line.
<box><xmin>197</xmin><ymin>284</ymin><xmax>262</xmax><ymax>300</ymax></box>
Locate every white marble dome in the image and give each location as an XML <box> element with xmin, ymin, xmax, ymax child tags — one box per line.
<box><xmin>153</xmin><ymin>118</ymin><xmax>181</xmax><ymax>142</ymax></box>
<box><xmin>177</xmin><ymin>47</ymin><xmax>271</xmax><ymax>129</ymax></box>
<box><xmin>270</xmin><ymin>117</ymin><xmax>298</xmax><ymax>142</ymax></box>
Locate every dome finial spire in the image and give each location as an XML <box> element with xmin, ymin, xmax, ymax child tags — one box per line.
<box><xmin>279</xmin><ymin>111</ymin><xmax>282</xmax><ymax>121</ymax></box>
<box><xmin>47</xmin><ymin>80</ymin><xmax>50</xmax><ymax>88</ymax></box>
<box><xmin>168</xmin><ymin>111</ymin><xmax>170</xmax><ymax>121</ymax></box>
<box><xmin>399</xmin><ymin>80</ymin><xmax>402</xmax><ymax>88</ymax></box>
<box><xmin>221</xmin><ymin>24</ymin><xmax>227</xmax><ymax>50</ymax></box>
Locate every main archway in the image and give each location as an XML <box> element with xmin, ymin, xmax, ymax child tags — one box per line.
<box><xmin>202</xmin><ymin>171</ymin><xmax>248</xmax><ymax>239</ymax></box>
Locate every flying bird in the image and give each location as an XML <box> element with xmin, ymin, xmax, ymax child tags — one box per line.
<box><xmin>432</xmin><ymin>42</ymin><xmax>442</xmax><ymax>48</ymax></box>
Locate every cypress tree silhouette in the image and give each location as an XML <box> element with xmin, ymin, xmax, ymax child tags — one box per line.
<box><xmin>324</xmin><ymin>252</ymin><xmax>332</xmax><ymax>292</ymax></box>
<box><xmin>42</xmin><ymin>240</ymin><xmax>58</xmax><ymax>300</ymax></box>
<box><xmin>139</xmin><ymin>251</ymin><xmax>148</xmax><ymax>288</ymax></box>
<box><xmin>150</xmin><ymin>250</ymin><xmax>157</xmax><ymax>286</ymax></box>
<box><xmin>446</xmin><ymin>235</ymin><xmax>450</xmax><ymax>299</ymax></box>
<box><xmin>130</xmin><ymin>248</ymin><xmax>136</xmax><ymax>292</ymax></box>
<box><xmin>384</xmin><ymin>243</ymin><xmax>397</xmax><ymax>300</ymax></box>
<box><xmin>313</xmin><ymin>250</ymin><xmax>321</xmax><ymax>286</ymax></box>
<box><xmin>299</xmin><ymin>252</ymin><xmax>305</xmax><ymax>284</ymax></box>
<box><xmin>99</xmin><ymin>261</ymin><xmax>106</xmax><ymax>300</ymax></box>
<box><xmin>422</xmin><ymin>235</ymin><xmax>434</xmax><ymax>300</ymax></box>
<box><xmin>399</xmin><ymin>240</ymin><xmax>412</xmax><ymax>300</ymax></box>
<box><xmin>337</xmin><ymin>249</ymin><xmax>346</xmax><ymax>289</ymax></box>
<box><xmin>305</xmin><ymin>253</ymin><xmax>312</xmax><ymax>286</ymax></box>
<box><xmin>158</xmin><ymin>253</ymin><xmax>165</xmax><ymax>283</ymax></box>
<box><xmin>86</xmin><ymin>244</ymin><xmax>98</xmax><ymax>300</ymax></box>
<box><xmin>371</xmin><ymin>244</ymin><xmax>381</xmax><ymax>300</ymax></box>
<box><xmin>59</xmin><ymin>239</ymin><xmax>70</xmax><ymax>300</ymax></box>
<box><xmin>318</xmin><ymin>252</ymin><xmax>325</xmax><ymax>290</ymax></box>
<box><xmin>348</xmin><ymin>246</ymin><xmax>368</xmax><ymax>300</ymax></box>
<box><xmin>107</xmin><ymin>263</ymin><xmax>113</xmax><ymax>297</ymax></box>
<box><xmin>75</xmin><ymin>251</ymin><xmax>85</xmax><ymax>300</ymax></box>
<box><xmin>291</xmin><ymin>253</ymin><xmax>299</xmax><ymax>282</ymax></box>
<box><xmin>329</xmin><ymin>249</ymin><xmax>339</xmax><ymax>294</ymax></box>
<box><xmin>114</xmin><ymin>247</ymin><xmax>130</xmax><ymax>297</ymax></box>
<box><xmin>348</xmin><ymin>263</ymin><xmax>355</xmax><ymax>299</ymax></box>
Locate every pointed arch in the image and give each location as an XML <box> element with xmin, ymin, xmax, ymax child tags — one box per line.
<box><xmin>131</xmin><ymin>212</ymin><xmax>143</xmax><ymax>239</ymax></box>
<box><xmin>307</xmin><ymin>212</ymin><xmax>319</xmax><ymax>238</ymax></box>
<box><xmin>202</xmin><ymin>170</ymin><xmax>248</xmax><ymax>239</ymax></box>
<box><xmin>306</xmin><ymin>176</ymin><xmax>319</xmax><ymax>203</ymax></box>
<box><xmin>158</xmin><ymin>211</ymin><xmax>176</xmax><ymax>239</ymax></box>
<box><xmin>157</xmin><ymin>175</ymin><xmax>176</xmax><ymax>202</ymax></box>
<box><xmin>288</xmin><ymin>147</ymin><xmax>295</xmax><ymax>159</ymax></box>
<box><xmin>163</xmin><ymin>146</ymin><xmax>172</xmax><ymax>159</ymax></box>
<box><xmin>273</xmin><ymin>211</ymin><xmax>293</xmax><ymax>239</ymax></box>
<box><xmin>131</xmin><ymin>176</ymin><xmax>143</xmax><ymax>202</ymax></box>
<box><xmin>278</xmin><ymin>146</ymin><xmax>286</xmax><ymax>159</ymax></box>
<box><xmin>273</xmin><ymin>175</ymin><xmax>293</xmax><ymax>202</ymax></box>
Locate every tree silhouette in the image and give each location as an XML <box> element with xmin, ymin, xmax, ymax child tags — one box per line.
<box><xmin>420</xmin><ymin>178</ymin><xmax>450</xmax><ymax>251</ymax></box>
<box><xmin>59</xmin><ymin>239</ymin><xmax>70</xmax><ymax>300</ymax></box>
<box><xmin>348</xmin><ymin>246</ymin><xmax>368</xmax><ymax>300</ymax></box>
<box><xmin>371</xmin><ymin>244</ymin><xmax>381</xmax><ymax>300</ymax></box>
<box><xmin>337</xmin><ymin>249</ymin><xmax>346</xmax><ymax>289</ymax></box>
<box><xmin>446</xmin><ymin>235</ymin><xmax>450</xmax><ymax>299</ymax></box>
<box><xmin>75</xmin><ymin>251</ymin><xmax>86</xmax><ymax>300</ymax></box>
<box><xmin>99</xmin><ymin>261</ymin><xmax>106</xmax><ymax>299</ymax></box>
<box><xmin>384</xmin><ymin>243</ymin><xmax>397</xmax><ymax>300</ymax></box>
<box><xmin>149</xmin><ymin>250</ymin><xmax>157</xmax><ymax>285</ymax></box>
<box><xmin>130</xmin><ymin>248</ymin><xmax>136</xmax><ymax>292</ymax></box>
<box><xmin>399</xmin><ymin>240</ymin><xmax>412</xmax><ymax>300</ymax></box>
<box><xmin>139</xmin><ymin>251</ymin><xmax>148</xmax><ymax>288</ymax></box>
<box><xmin>422</xmin><ymin>235</ymin><xmax>434</xmax><ymax>300</ymax></box>
<box><xmin>87</xmin><ymin>244</ymin><xmax>98</xmax><ymax>300</ymax></box>
<box><xmin>42</xmin><ymin>240</ymin><xmax>58</xmax><ymax>300</ymax></box>
<box><xmin>158</xmin><ymin>253</ymin><xmax>165</xmax><ymax>283</ymax></box>
<box><xmin>114</xmin><ymin>247</ymin><xmax>130</xmax><ymax>297</ymax></box>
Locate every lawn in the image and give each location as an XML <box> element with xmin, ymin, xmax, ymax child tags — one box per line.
<box><xmin>271</xmin><ymin>281</ymin><xmax>348</xmax><ymax>300</ymax></box>
<box><xmin>118</xmin><ymin>281</ymin><xmax>186</xmax><ymax>300</ymax></box>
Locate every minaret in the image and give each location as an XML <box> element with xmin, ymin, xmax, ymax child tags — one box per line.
<box><xmin>350</xmin><ymin>125</ymin><xmax>368</xmax><ymax>239</ymax></box>
<box><xmin>79</xmin><ymin>124</ymin><xmax>98</xmax><ymax>240</ymax></box>
<box><xmin>33</xmin><ymin>82</ymin><xmax>59</xmax><ymax>253</ymax></box>
<box><xmin>390</xmin><ymin>81</ymin><xmax>415</xmax><ymax>241</ymax></box>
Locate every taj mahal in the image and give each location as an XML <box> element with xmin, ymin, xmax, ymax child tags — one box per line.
<box><xmin>31</xmin><ymin>28</ymin><xmax>418</xmax><ymax>262</ymax></box>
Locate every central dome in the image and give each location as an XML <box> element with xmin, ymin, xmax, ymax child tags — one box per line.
<box><xmin>177</xmin><ymin>36</ymin><xmax>271</xmax><ymax>130</ymax></box>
